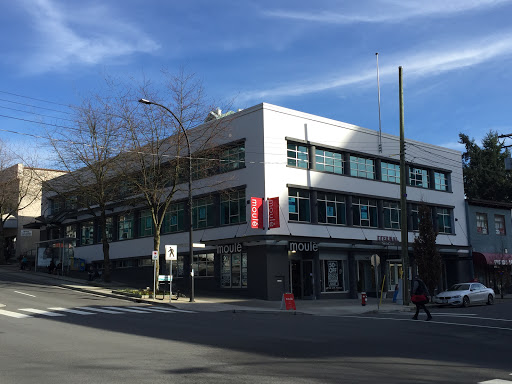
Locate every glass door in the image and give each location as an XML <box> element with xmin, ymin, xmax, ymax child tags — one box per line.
<box><xmin>388</xmin><ymin>261</ymin><xmax>403</xmax><ymax>291</ymax></box>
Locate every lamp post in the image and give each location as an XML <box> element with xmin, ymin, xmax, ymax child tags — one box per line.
<box><xmin>138</xmin><ymin>98</ymin><xmax>195</xmax><ymax>302</ymax></box>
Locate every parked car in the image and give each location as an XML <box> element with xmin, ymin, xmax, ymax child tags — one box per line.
<box><xmin>434</xmin><ymin>282</ymin><xmax>495</xmax><ymax>307</ymax></box>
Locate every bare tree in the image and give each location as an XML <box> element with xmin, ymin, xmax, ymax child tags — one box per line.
<box><xmin>120</xmin><ymin>69</ymin><xmax>233</xmax><ymax>293</ymax></box>
<box><xmin>0</xmin><ymin>141</ymin><xmax>43</xmax><ymax>264</ymax></box>
<box><xmin>46</xmin><ymin>94</ymin><xmax>127</xmax><ymax>281</ymax></box>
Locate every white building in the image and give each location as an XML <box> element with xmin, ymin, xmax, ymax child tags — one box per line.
<box><xmin>39</xmin><ymin>103</ymin><xmax>470</xmax><ymax>300</ymax></box>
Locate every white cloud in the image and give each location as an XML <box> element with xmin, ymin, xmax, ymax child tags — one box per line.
<box><xmin>264</xmin><ymin>0</ymin><xmax>512</xmax><ymax>24</ymax></box>
<box><xmin>19</xmin><ymin>0</ymin><xmax>160</xmax><ymax>74</ymax></box>
<box><xmin>239</xmin><ymin>33</ymin><xmax>512</xmax><ymax>102</ymax></box>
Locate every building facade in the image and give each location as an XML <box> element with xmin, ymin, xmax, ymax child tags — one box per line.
<box><xmin>466</xmin><ymin>199</ymin><xmax>512</xmax><ymax>294</ymax></box>
<box><xmin>40</xmin><ymin>103</ymin><xmax>471</xmax><ymax>300</ymax></box>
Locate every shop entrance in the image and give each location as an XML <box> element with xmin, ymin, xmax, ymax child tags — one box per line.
<box><xmin>290</xmin><ymin>259</ymin><xmax>315</xmax><ymax>299</ymax></box>
<box><xmin>388</xmin><ymin>260</ymin><xmax>403</xmax><ymax>291</ymax></box>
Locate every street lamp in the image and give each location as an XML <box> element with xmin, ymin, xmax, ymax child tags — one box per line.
<box><xmin>138</xmin><ymin>98</ymin><xmax>195</xmax><ymax>302</ymax></box>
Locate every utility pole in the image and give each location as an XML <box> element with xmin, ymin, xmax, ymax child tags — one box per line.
<box><xmin>399</xmin><ymin>66</ymin><xmax>410</xmax><ymax>306</ymax></box>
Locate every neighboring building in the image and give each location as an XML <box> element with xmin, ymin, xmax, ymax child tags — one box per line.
<box><xmin>0</xmin><ymin>164</ymin><xmax>66</xmax><ymax>262</ymax></box>
<box><xmin>39</xmin><ymin>103</ymin><xmax>471</xmax><ymax>300</ymax></box>
<box><xmin>466</xmin><ymin>199</ymin><xmax>512</xmax><ymax>294</ymax></box>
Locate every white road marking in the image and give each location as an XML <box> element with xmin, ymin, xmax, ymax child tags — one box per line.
<box><xmin>127</xmin><ymin>306</ymin><xmax>196</xmax><ymax>314</ymax></box>
<box><xmin>396</xmin><ymin>312</ymin><xmax>512</xmax><ymax>322</ymax></box>
<box><xmin>478</xmin><ymin>380</ymin><xmax>512</xmax><ymax>383</ymax></box>
<box><xmin>14</xmin><ymin>291</ymin><xmax>36</xmax><ymax>298</ymax></box>
<box><xmin>337</xmin><ymin>315</ymin><xmax>512</xmax><ymax>332</ymax></box>
<box><xmin>0</xmin><ymin>309</ymin><xmax>32</xmax><ymax>318</ymax></box>
<box><xmin>19</xmin><ymin>308</ymin><xmax>65</xmax><ymax>317</ymax></box>
<box><xmin>103</xmin><ymin>306</ymin><xmax>152</xmax><ymax>313</ymax></box>
<box><xmin>79</xmin><ymin>307</ymin><xmax>123</xmax><ymax>314</ymax></box>
<box><xmin>48</xmin><ymin>307</ymin><xmax>96</xmax><ymax>315</ymax></box>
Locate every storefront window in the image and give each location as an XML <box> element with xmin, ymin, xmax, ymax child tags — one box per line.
<box><xmin>221</xmin><ymin>253</ymin><xmax>247</xmax><ymax>288</ymax></box>
<box><xmin>118</xmin><ymin>213</ymin><xmax>134</xmax><ymax>240</ymax></box>
<box><xmin>138</xmin><ymin>210</ymin><xmax>154</xmax><ymax>237</ymax></box>
<box><xmin>162</xmin><ymin>203</ymin><xmax>185</xmax><ymax>233</ymax></box>
<box><xmin>192</xmin><ymin>253</ymin><xmax>214</xmax><ymax>277</ymax></box>
<box><xmin>97</xmin><ymin>217</ymin><xmax>114</xmax><ymax>243</ymax></box>
<box><xmin>81</xmin><ymin>221</ymin><xmax>94</xmax><ymax>245</ymax></box>
<box><xmin>322</xmin><ymin>260</ymin><xmax>347</xmax><ymax>292</ymax></box>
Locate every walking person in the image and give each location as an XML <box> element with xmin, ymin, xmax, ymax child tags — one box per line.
<box><xmin>411</xmin><ymin>276</ymin><xmax>432</xmax><ymax>321</ymax></box>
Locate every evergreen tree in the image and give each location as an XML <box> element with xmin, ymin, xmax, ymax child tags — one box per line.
<box><xmin>413</xmin><ymin>204</ymin><xmax>442</xmax><ymax>296</ymax></box>
<box><xmin>459</xmin><ymin>131</ymin><xmax>512</xmax><ymax>202</ymax></box>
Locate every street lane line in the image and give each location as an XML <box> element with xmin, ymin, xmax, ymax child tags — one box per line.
<box><xmin>79</xmin><ymin>307</ymin><xmax>124</xmax><ymax>314</ymax></box>
<box><xmin>103</xmin><ymin>306</ymin><xmax>152</xmax><ymax>313</ymax></box>
<box><xmin>478</xmin><ymin>380</ymin><xmax>512</xmax><ymax>383</ymax></box>
<box><xmin>127</xmin><ymin>306</ymin><xmax>196</xmax><ymax>314</ymax></box>
<box><xmin>0</xmin><ymin>309</ymin><xmax>32</xmax><ymax>318</ymax></box>
<box><xmin>19</xmin><ymin>308</ymin><xmax>65</xmax><ymax>317</ymax></box>
<box><xmin>48</xmin><ymin>307</ymin><xmax>96</xmax><ymax>315</ymax></box>
<box><xmin>336</xmin><ymin>315</ymin><xmax>512</xmax><ymax>332</ymax></box>
<box><xmin>14</xmin><ymin>291</ymin><xmax>36</xmax><ymax>298</ymax></box>
<box><xmin>395</xmin><ymin>312</ymin><xmax>512</xmax><ymax>322</ymax></box>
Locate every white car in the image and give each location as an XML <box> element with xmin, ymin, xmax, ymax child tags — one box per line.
<box><xmin>434</xmin><ymin>282</ymin><xmax>495</xmax><ymax>307</ymax></box>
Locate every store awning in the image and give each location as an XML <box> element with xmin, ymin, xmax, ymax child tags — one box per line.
<box><xmin>473</xmin><ymin>252</ymin><xmax>512</xmax><ymax>266</ymax></box>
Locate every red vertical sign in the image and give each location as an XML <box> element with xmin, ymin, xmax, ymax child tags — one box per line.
<box><xmin>268</xmin><ymin>197</ymin><xmax>280</xmax><ymax>229</ymax></box>
<box><xmin>250</xmin><ymin>197</ymin><xmax>263</xmax><ymax>229</ymax></box>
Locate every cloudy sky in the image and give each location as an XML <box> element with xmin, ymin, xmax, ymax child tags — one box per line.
<box><xmin>1</xmin><ymin>0</ymin><xmax>512</xmax><ymax>158</ymax></box>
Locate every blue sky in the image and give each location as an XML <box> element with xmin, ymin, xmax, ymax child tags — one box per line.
<box><xmin>2</xmin><ymin>0</ymin><xmax>512</xmax><ymax>161</ymax></box>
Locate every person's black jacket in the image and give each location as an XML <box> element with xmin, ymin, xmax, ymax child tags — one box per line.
<box><xmin>412</xmin><ymin>277</ymin><xmax>430</xmax><ymax>297</ymax></box>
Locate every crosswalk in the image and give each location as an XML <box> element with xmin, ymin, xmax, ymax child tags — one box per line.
<box><xmin>0</xmin><ymin>305</ymin><xmax>195</xmax><ymax>319</ymax></box>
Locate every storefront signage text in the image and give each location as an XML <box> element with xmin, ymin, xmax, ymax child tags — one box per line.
<box><xmin>217</xmin><ymin>243</ymin><xmax>242</xmax><ymax>254</ymax></box>
<box><xmin>250</xmin><ymin>197</ymin><xmax>263</xmax><ymax>229</ymax></box>
<box><xmin>268</xmin><ymin>197</ymin><xmax>280</xmax><ymax>229</ymax></box>
<box><xmin>289</xmin><ymin>241</ymin><xmax>318</xmax><ymax>252</ymax></box>
<box><xmin>377</xmin><ymin>236</ymin><xmax>398</xmax><ymax>243</ymax></box>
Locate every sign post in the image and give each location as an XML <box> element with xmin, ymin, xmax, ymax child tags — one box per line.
<box><xmin>152</xmin><ymin>251</ymin><xmax>158</xmax><ymax>299</ymax></box>
<box><xmin>165</xmin><ymin>245</ymin><xmax>177</xmax><ymax>302</ymax></box>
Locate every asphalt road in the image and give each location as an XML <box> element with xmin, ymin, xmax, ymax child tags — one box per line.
<box><xmin>1</xmin><ymin>271</ymin><xmax>511</xmax><ymax>384</ymax></box>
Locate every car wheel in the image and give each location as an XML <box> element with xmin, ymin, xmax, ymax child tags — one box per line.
<box><xmin>462</xmin><ymin>296</ymin><xmax>470</xmax><ymax>307</ymax></box>
<box><xmin>486</xmin><ymin>294</ymin><xmax>494</xmax><ymax>305</ymax></box>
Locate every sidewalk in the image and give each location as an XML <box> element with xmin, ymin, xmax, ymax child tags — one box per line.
<box><xmin>0</xmin><ymin>264</ymin><xmax>412</xmax><ymax>316</ymax></box>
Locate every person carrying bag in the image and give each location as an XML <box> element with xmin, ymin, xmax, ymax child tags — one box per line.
<box><xmin>411</xmin><ymin>276</ymin><xmax>432</xmax><ymax>321</ymax></box>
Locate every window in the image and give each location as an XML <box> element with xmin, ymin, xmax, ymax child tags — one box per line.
<box><xmin>81</xmin><ymin>221</ymin><xmax>94</xmax><ymax>245</ymax></box>
<box><xmin>50</xmin><ymin>199</ymin><xmax>63</xmax><ymax>215</ymax></box>
<box><xmin>170</xmin><ymin>255</ymin><xmax>185</xmax><ymax>277</ymax></box>
<box><xmin>315</xmin><ymin>150</ymin><xmax>343</xmax><ymax>174</ymax></box>
<box><xmin>495</xmin><ymin>215</ymin><xmax>506</xmax><ymax>235</ymax></box>
<box><xmin>287</xmin><ymin>143</ymin><xmax>309</xmax><ymax>168</ymax></box>
<box><xmin>288</xmin><ymin>188</ymin><xmax>310</xmax><ymax>222</ymax></box>
<box><xmin>476</xmin><ymin>213</ymin><xmax>488</xmax><ymax>234</ymax></box>
<box><xmin>321</xmin><ymin>260</ymin><xmax>347</xmax><ymax>292</ymax></box>
<box><xmin>192</xmin><ymin>253</ymin><xmax>214</xmax><ymax>277</ymax></box>
<box><xmin>163</xmin><ymin>203</ymin><xmax>185</xmax><ymax>233</ymax></box>
<box><xmin>118</xmin><ymin>214</ymin><xmax>134</xmax><ymax>240</ymax></box>
<box><xmin>221</xmin><ymin>253</ymin><xmax>247</xmax><ymax>288</ymax></box>
<box><xmin>220</xmin><ymin>190</ymin><xmax>246</xmax><ymax>225</ymax></box>
<box><xmin>97</xmin><ymin>217</ymin><xmax>114</xmax><ymax>243</ymax></box>
<box><xmin>411</xmin><ymin>204</ymin><xmax>420</xmax><ymax>231</ymax></box>
<box><xmin>65</xmin><ymin>224</ymin><xmax>77</xmax><ymax>239</ymax></box>
<box><xmin>434</xmin><ymin>172</ymin><xmax>448</xmax><ymax>191</ymax></box>
<box><xmin>318</xmin><ymin>192</ymin><xmax>346</xmax><ymax>225</ymax></box>
<box><xmin>193</xmin><ymin>197</ymin><xmax>214</xmax><ymax>229</ymax></box>
<box><xmin>350</xmin><ymin>156</ymin><xmax>375</xmax><ymax>179</ymax></box>
<box><xmin>65</xmin><ymin>196</ymin><xmax>77</xmax><ymax>211</ymax></box>
<box><xmin>191</xmin><ymin>157</ymin><xmax>217</xmax><ymax>180</ymax></box>
<box><xmin>138</xmin><ymin>210</ymin><xmax>154</xmax><ymax>237</ymax></box>
<box><xmin>220</xmin><ymin>144</ymin><xmax>245</xmax><ymax>172</ymax></box>
<box><xmin>381</xmin><ymin>162</ymin><xmax>400</xmax><ymax>183</ymax></box>
<box><xmin>352</xmin><ymin>197</ymin><xmax>378</xmax><ymax>227</ymax></box>
<box><xmin>409</xmin><ymin>167</ymin><xmax>429</xmax><ymax>188</ymax></box>
<box><xmin>437</xmin><ymin>208</ymin><xmax>452</xmax><ymax>234</ymax></box>
<box><xmin>383</xmin><ymin>201</ymin><xmax>401</xmax><ymax>229</ymax></box>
